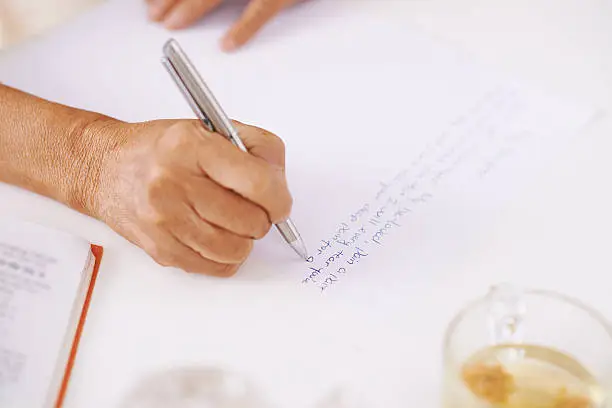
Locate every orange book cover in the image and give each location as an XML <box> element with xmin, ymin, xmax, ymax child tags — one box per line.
<box><xmin>54</xmin><ymin>245</ymin><xmax>103</xmax><ymax>408</ymax></box>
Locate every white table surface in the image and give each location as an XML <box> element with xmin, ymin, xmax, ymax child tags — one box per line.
<box><xmin>1</xmin><ymin>0</ymin><xmax>611</xmax><ymax>406</ymax></box>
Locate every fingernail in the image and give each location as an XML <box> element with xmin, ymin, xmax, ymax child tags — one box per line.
<box><xmin>220</xmin><ymin>36</ymin><xmax>237</xmax><ymax>52</ymax></box>
<box><xmin>163</xmin><ymin>9</ymin><xmax>185</xmax><ymax>29</ymax></box>
<box><xmin>148</xmin><ymin>6</ymin><xmax>163</xmax><ymax>21</ymax></box>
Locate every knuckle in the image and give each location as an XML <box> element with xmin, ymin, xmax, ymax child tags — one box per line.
<box><xmin>251</xmin><ymin>212</ymin><xmax>272</xmax><ymax>239</ymax></box>
<box><xmin>159</xmin><ymin>121</ymin><xmax>199</xmax><ymax>153</ymax></box>
<box><xmin>223</xmin><ymin>236</ymin><xmax>253</xmax><ymax>264</ymax></box>
<box><xmin>238</xmin><ymin>238</ymin><xmax>254</xmax><ymax>261</ymax></box>
<box><xmin>213</xmin><ymin>263</ymin><xmax>240</xmax><ymax>278</ymax></box>
<box><xmin>246</xmin><ymin>166</ymin><xmax>273</xmax><ymax>196</ymax></box>
<box><xmin>257</xmin><ymin>130</ymin><xmax>286</xmax><ymax>167</ymax></box>
<box><xmin>186</xmin><ymin>258</ymin><xmax>238</xmax><ymax>278</ymax></box>
<box><xmin>267</xmin><ymin>132</ymin><xmax>286</xmax><ymax>152</ymax></box>
<box><xmin>224</xmin><ymin>200</ymin><xmax>271</xmax><ymax>239</ymax></box>
<box><xmin>200</xmin><ymin>228</ymin><xmax>253</xmax><ymax>264</ymax></box>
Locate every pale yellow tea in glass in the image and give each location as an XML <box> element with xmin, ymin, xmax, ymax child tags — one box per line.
<box><xmin>442</xmin><ymin>285</ymin><xmax>612</xmax><ymax>408</ymax></box>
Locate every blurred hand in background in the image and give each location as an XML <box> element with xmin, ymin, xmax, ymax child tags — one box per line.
<box><xmin>145</xmin><ymin>0</ymin><xmax>298</xmax><ymax>51</ymax></box>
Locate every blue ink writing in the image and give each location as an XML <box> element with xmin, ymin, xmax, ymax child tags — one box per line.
<box><xmin>346</xmin><ymin>247</ymin><xmax>369</xmax><ymax>265</ymax></box>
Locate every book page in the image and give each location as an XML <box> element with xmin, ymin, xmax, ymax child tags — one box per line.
<box><xmin>0</xmin><ymin>219</ymin><xmax>91</xmax><ymax>408</ymax></box>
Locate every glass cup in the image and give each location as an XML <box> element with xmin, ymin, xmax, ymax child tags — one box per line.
<box><xmin>442</xmin><ymin>284</ymin><xmax>612</xmax><ymax>408</ymax></box>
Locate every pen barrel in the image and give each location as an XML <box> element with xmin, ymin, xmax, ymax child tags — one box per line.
<box><xmin>162</xmin><ymin>38</ymin><xmax>307</xmax><ymax>259</ymax></box>
<box><xmin>162</xmin><ymin>39</ymin><xmax>243</xmax><ymax>149</ymax></box>
<box><xmin>227</xmin><ymin>129</ymin><xmax>248</xmax><ymax>152</ymax></box>
<box><xmin>275</xmin><ymin>219</ymin><xmax>299</xmax><ymax>244</ymax></box>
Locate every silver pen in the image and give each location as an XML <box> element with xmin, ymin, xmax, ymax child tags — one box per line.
<box><xmin>161</xmin><ymin>38</ymin><xmax>308</xmax><ymax>260</ymax></box>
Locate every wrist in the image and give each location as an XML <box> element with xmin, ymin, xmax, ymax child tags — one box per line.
<box><xmin>67</xmin><ymin>115</ymin><xmax>128</xmax><ymax>220</ymax></box>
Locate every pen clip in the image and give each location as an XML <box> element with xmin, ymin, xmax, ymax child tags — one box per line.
<box><xmin>161</xmin><ymin>56</ymin><xmax>215</xmax><ymax>132</ymax></box>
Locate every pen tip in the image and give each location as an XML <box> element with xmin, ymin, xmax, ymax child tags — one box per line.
<box><xmin>292</xmin><ymin>240</ymin><xmax>309</xmax><ymax>261</ymax></box>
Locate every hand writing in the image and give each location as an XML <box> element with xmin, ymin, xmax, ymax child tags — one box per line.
<box><xmin>92</xmin><ymin>119</ymin><xmax>292</xmax><ymax>276</ymax></box>
<box><xmin>145</xmin><ymin>0</ymin><xmax>298</xmax><ymax>51</ymax></box>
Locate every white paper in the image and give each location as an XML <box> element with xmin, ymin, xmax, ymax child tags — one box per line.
<box><xmin>295</xmin><ymin>81</ymin><xmax>597</xmax><ymax>296</ymax></box>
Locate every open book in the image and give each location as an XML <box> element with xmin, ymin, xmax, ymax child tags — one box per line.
<box><xmin>0</xmin><ymin>219</ymin><xmax>102</xmax><ymax>408</ymax></box>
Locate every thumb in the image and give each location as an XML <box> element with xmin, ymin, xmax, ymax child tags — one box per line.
<box><xmin>221</xmin><ymin>0</ymin><xmax>291</xmax><ymax>52</ymax></box>
<box><xmin>232</xmin><ymin>121</ymin><xmax>286</xmax><ymax>169</ymax></box>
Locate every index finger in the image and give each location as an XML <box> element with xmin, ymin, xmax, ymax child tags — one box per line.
<box><xmin>221</xmin><ymin>0</ymin><xmax>291</xmax><ymax>51</ymax></box>
<box><xmin>189</xmin><ymin>123</ymin><xmax>293</xmax><ymax>223</ymax></box>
